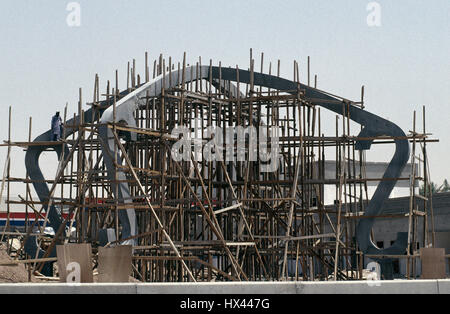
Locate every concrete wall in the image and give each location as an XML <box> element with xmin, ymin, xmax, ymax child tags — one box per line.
<box><xmin>370</xmin><ymin>212</ymin><xmax>450</xmax><ymax>277</ymax></box>
<box><xmin>0</xmin><ymin>280</ymin><xmax>450</xmax><ymax>294</ymax></box>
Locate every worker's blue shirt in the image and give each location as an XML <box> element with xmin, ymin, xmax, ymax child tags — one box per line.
<box><xmin>51</xmin><ymin>115</ymin><xmax>62</xmax><ymax>135</ymax></box>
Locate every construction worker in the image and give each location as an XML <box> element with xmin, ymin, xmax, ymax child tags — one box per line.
<box><xmin>51</xmin><ymin>111</ymin><xmax>62</xmax><ymax>141</ymax></box>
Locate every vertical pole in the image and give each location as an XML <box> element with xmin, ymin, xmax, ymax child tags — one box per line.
<box><xmin>113</xmin><ymin>88</ymin><xmax>119</xmax><ymax>242</ymax></box>
<box><xmin>407</xmin><ymin>111</ymin><xmax>416</xmax><ymax>278</ymax></box>
<box><xmin>145</xmin><ymin>52</ymin><xmax>149</xmax><ymax>83</ymax></box>
<box><xmin>307</xmin><ymin>56</ymin><xmax>310</xmax><ymax>87</ymax></box>
<box><xmin>25</xmin><ymin>117</ymin><xmax>32</xmax><ymax>231</ymax></box>
<box><xmin>0</xmin><ymin>107</ymin><xmax>12</xmax><ymax>244</ymax></box>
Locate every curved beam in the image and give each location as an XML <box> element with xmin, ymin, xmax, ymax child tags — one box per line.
<box><xmin>25</xmin><ymin>65</ymin><xmax>410</xmax><ymax>267</ymax></box>
<box><xmin>24</xmin><ymin>92</ymin><xmax>128</xmax><ymax>261</ymax></box>
<box><xmin>102</xmin><ymin>65</ymin><xmax>409</xmax><ymax>256</ymax></box>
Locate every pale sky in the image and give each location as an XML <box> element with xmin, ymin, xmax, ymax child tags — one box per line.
<box><xmin>0</xmin><ymin>0</ymin><xmax>449</xmax><ymax>195</ymax></box>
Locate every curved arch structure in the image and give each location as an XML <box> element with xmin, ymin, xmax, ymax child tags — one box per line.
<box><xmin>23</xmin><ymin>91</ymin><xmax>129</xmax><ymax>261</ymax></box>
<box><xmin>25</xmin><ymin>65</ymin><xmax>410</xmax><ymax>273</ymax></box>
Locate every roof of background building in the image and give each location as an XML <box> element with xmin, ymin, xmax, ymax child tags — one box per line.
<box><xmin>314</xmin><ymin>161</ymin><xmax>416</xmax><ymax>188</ymax></box>
<box><xmin>324</xmin><ymin>192</ymin><xmax>450</xmax><ymax>216</ymax></box>
<box><xmin>382</xmin><ymin>192</ymin><xmax>450</xmax><ymax>215</ymax></box>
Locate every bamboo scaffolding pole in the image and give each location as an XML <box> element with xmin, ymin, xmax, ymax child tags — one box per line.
<box><xmin>112</xmin><ymin>130</ymin><xmax>196</xmax><ymax>282</ymax></box>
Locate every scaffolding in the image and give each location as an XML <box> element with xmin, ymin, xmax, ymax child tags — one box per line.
<box><xmin>0</xmin><ymin>51</ymin><xmax>439</xmax><ymax>281</ymax></box>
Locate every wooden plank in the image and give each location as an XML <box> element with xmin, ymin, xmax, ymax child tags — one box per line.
<box><xmin>254</xmin><ymin>233</ymin><xmax>335</xmax><ymax>241</ymax></box>
<box><xmin>98</xmin><ymin>245</ymin><xmax>132</xmax><ymax>283</ymax></box>
<box><xmin>213</xmin><ymin>203</ymin><xmax>242</xmax><ymax>215</ymax></box>
<box><xmin>56</xmin><ymin>243</ymin><xmax>93</xmax><ymax>283</ymax></box>
<box><xmin>225</xmin><ymin>242</ymin><xmax>256</xmax><ymax>246</ymax></box>
<box><xmin>420</xmin><ymin>248</ymin><xmax>446</xmax><ymax>279</ymax></box>
<box><xmin>0</xmin><ymin>257</ymin><xmax>58</xmax><ymax>266</ymax></box>
<box><xmin>0</xmin><ymin>141</ymin><xmax>66</xmax><ymax>147</ymax></box>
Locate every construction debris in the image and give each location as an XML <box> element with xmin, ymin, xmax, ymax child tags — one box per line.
<box><xmin>0</xmin><ymin>244</ymin><xmax>32</xmax><ymax>283</ymax></box>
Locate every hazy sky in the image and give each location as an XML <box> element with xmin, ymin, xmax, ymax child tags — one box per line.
<box><xmin>0</xmin><ymin>0</ymin><xmax>449</xmax><ymax>193</ymax></box>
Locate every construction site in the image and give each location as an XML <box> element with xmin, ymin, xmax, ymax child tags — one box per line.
<box><xmin>0</xmin><ymin>51</ymin><xmax>443</xmax><ymax>284</ymax></box>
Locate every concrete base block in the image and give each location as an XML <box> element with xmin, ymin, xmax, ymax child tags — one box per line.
<box><xmin>437</xmin><ymin>280</ymin><xmax>450</xmax><ymax>294</ymax></box>
<box><xmin>0</xmin><ymin>280</ymin><xmax>448</xmax><ymax>294</ymax></box>
<box><xmin>0</xmin><ymin>283</ymin><xmax>137</xmax><ymax>294</ymax></box>
<box><xmin>136</xmin><ymin>282</ymin><xmax>298</xmax><ymax>294</ymax></box>
<box><xmin>298</xmin><ymin>280</ymin><xmax>439</xmax><ymax>294</ymax></box>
